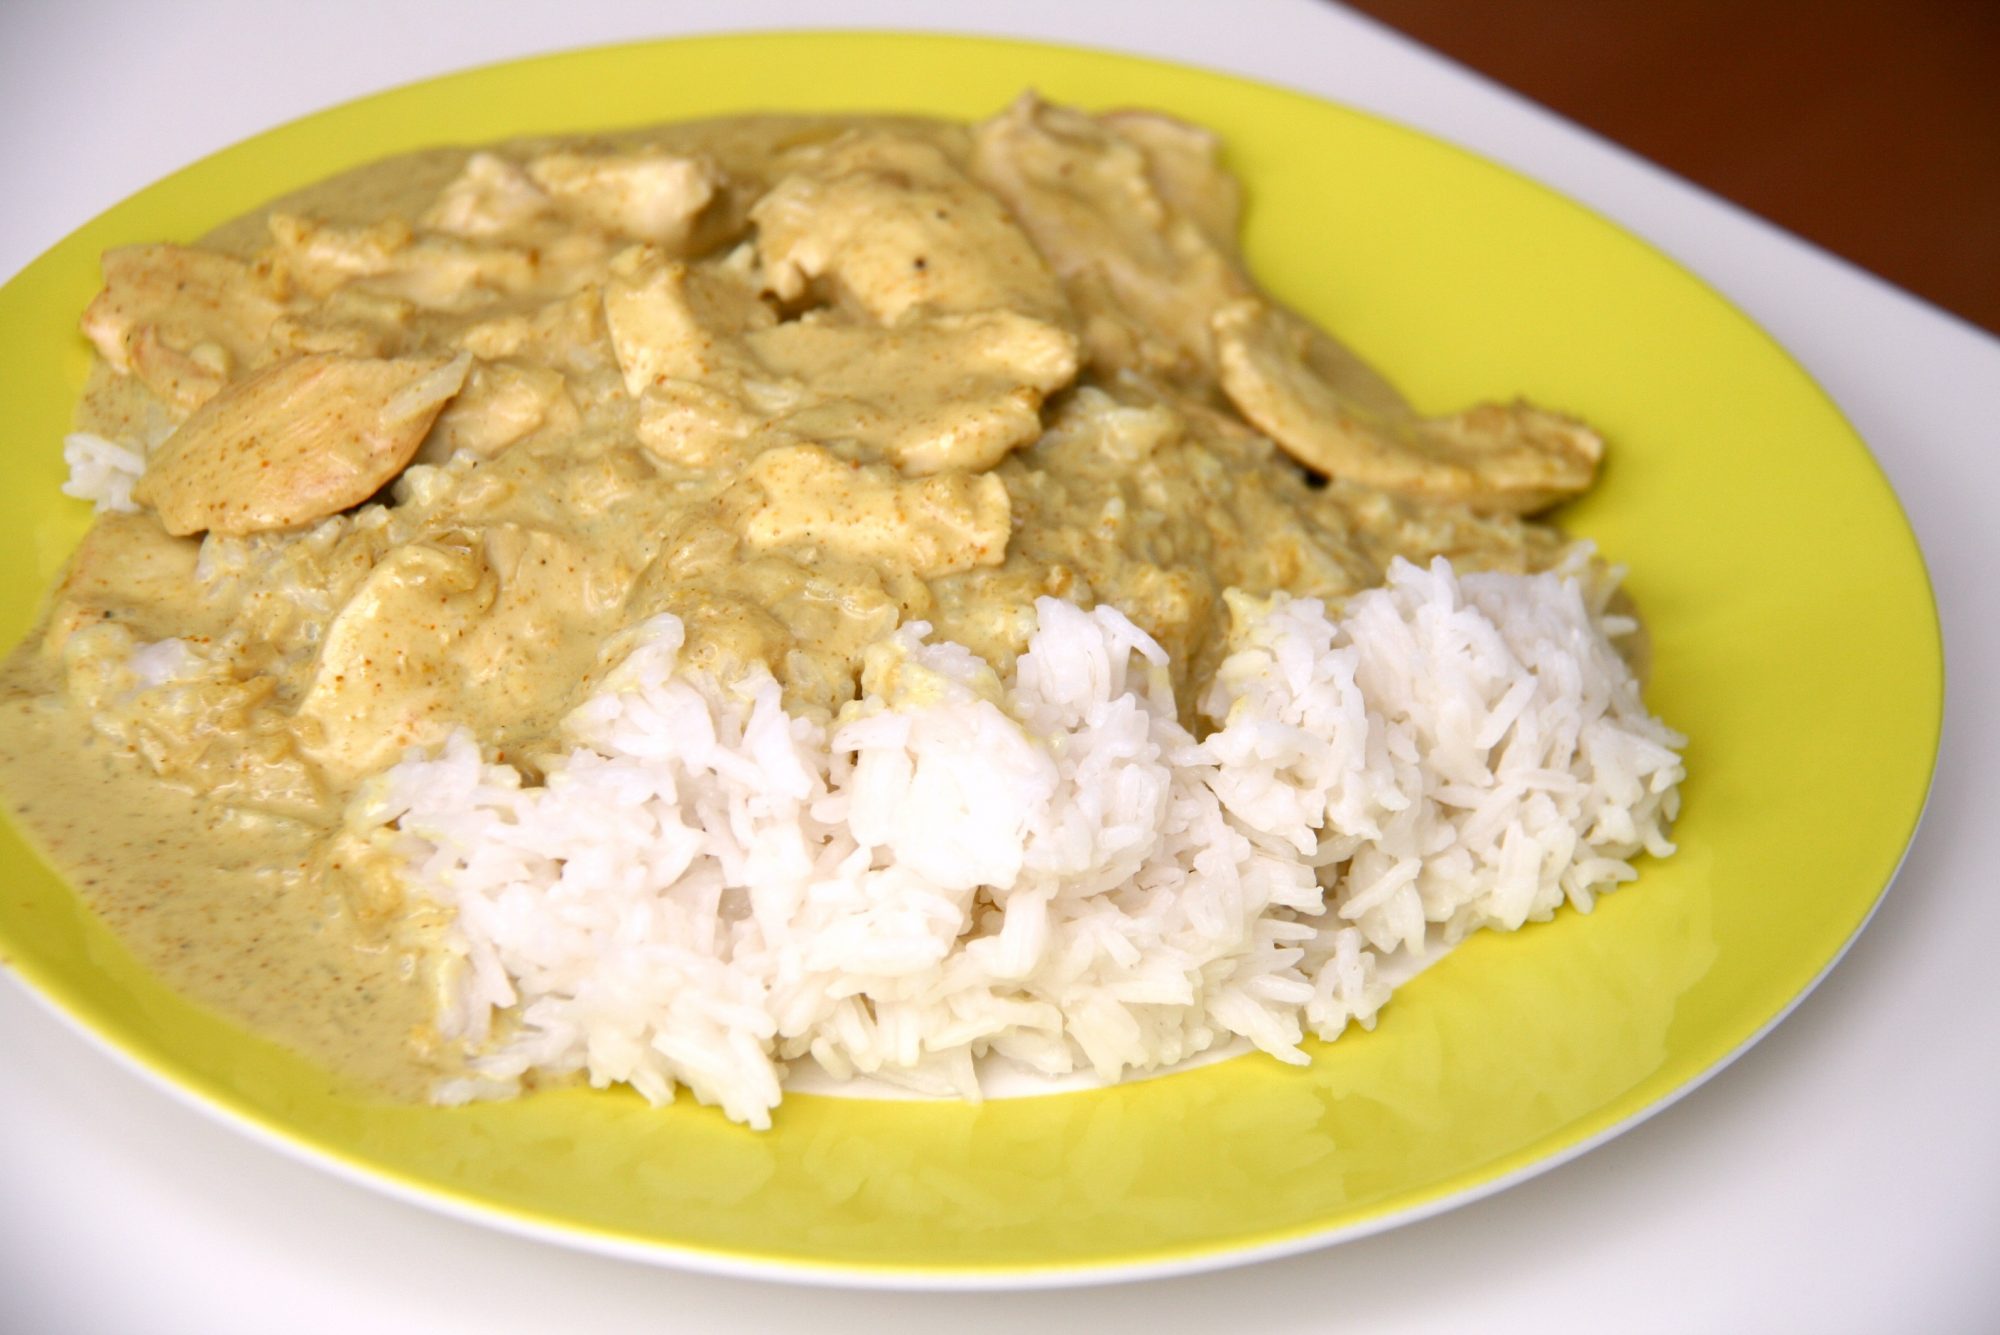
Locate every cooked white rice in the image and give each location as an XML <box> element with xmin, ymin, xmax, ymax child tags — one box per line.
<box><xmin>350</xmin><ymin>554</ymin><xmax>1684</xmax><ymax>1128</ymax></box>
<box><xmin>59</xmin><ymin>432</ymin><xmax>147</xmax><ymax>513</ymax></box>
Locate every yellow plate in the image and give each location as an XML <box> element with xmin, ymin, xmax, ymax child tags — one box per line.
<box><xmin>0</xmin><ymin>33</ymin><xmax>1941</xmax><ymax>1284</ymax></box>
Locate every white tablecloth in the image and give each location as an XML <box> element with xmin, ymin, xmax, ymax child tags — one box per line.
<box><xmin>3</xmin><ymin>3</ymin><xmax>1994</xmax><ymax>1331</ymax></box>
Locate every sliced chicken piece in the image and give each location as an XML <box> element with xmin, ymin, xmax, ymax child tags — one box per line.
<box><xmin>266</xmin><ymin>213</ymin><xmax>603</xmax><ymax>312</ymax></box>
<box><xmin>80</xmin><ymin>245</ymin><xmax>285</xmax><ymax>412</ymax></box>
<box><xmin>604</xmin><ymin>238</ymin><xmax>1075</xmax><ymax>475</ymax></box>
<box><xmin>527</xmin><ymin>149</ymin><xmax>719</xmax><ymax>249</ymax></box>
<box><xmin>734</xmin><ymin>443</ymin><xmax>1011</xmax><ymax>576</ymax></box>
<box><xmin>455</xmin><ymin>523</ymin><xmax>647</xmax><ymax>737</ymax></box>
<box><xmin>602</xmin><ymin>245</ymin><xmax>775</xmax><ymax>394</ymax></box>
<box><xmin>971</xmin><ymin>95</ymin><xmax>1249</xmax><ymax>377</ymax></box>
<box><xmin>265</xmin><ymin>214</ymin><xmax>417</xmax><ymax>299</ymax></box>
<box><xmin>753</xmin><ymin>130</ymin><xmax>1071</xmax><ymax>327</ymax></box>
<box><xmin>635</xmin><ymin>382</ymin><xmax>771</xmax><ymax>469</ymax></box>
<box><xmin>748</xmin><ymin>310</ymin><xmax>1077</xmax><ymax>474</ymax></box>
<box><xmin>456</xmin><ymin>287</ymin><xmax>614</xmax><ymax>382</ymax></box>
<box><xmin>132</xmin><ymin>351</ymin><xmax>471</xmax><ymax>536</ymax></box>
<box><xmin>422</xmin><ymin>152</ymin><xmax>553</xmax><ymax>238</ymax></box>
<box><xmin>417</xmin><ymin>359</ymin><xmax>576</xmax><ymax>463</ymax></box>
<box><xmin>601</xmin><ymin>246</ymin><xmax>788</xmax><ymax>467</ymax></box>
<box><xmin>1213</xmin><ymin>299</ymin><xmax>1602</xmax><ymax>514</ymax></box>
<box><xmin>1097</xmin><ymin>109</ymin><xmax>1243</xmax><ymax>254</ymax></box>
<box><xmin>267</xmin><ymin>286</ymin><xmax>415</xmax><ymax>360</ymax></box>
<box><xmin>123</xmin><ymin>327</ymin><xmax>231</xmax><ymax>414</ymax></box>
<box><xmin>294</xmin><ymin>534</ymin><xmax>497</xmax><ymax>784</ymax></box>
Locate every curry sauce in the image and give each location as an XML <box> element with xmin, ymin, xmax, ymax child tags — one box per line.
<box><xmin>0</xmin><ymin>97</ymin><xmax>1597</xmax><ymax>1093</ymax></box>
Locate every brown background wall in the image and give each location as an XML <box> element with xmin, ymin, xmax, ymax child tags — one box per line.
<box><xmin>1339</xmin><ymin>0</ymin><xmax>2000</xmax><ymax>333</ymax></box>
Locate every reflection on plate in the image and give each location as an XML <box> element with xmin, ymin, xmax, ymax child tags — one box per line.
<box><xmin>0</xmin><ymin>32</ymin><xmax>1941</xmax><ymax>1284</ymax></box>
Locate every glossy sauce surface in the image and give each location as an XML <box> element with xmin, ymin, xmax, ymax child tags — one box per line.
<box><xmin>0</xmin><ymin>101</ymin><xmax>1589</xmax><ymax>1094</ymax></box>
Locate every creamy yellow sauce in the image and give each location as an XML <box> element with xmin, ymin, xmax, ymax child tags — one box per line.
<box><xmin>0</xmin><ymin>97</ymin><xmax>1603</xmax><ymax>1095</ymax></box>
<box><xmin>0</xmin><ymin>679</ymin><xmax>443</xmax><ymax>1093</ymax></box>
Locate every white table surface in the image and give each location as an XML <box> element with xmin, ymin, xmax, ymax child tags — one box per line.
<box><xmin>2</xmin><ymin>2</ymin><xmax>1994</xmax><ymax>1331</ymax></box>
